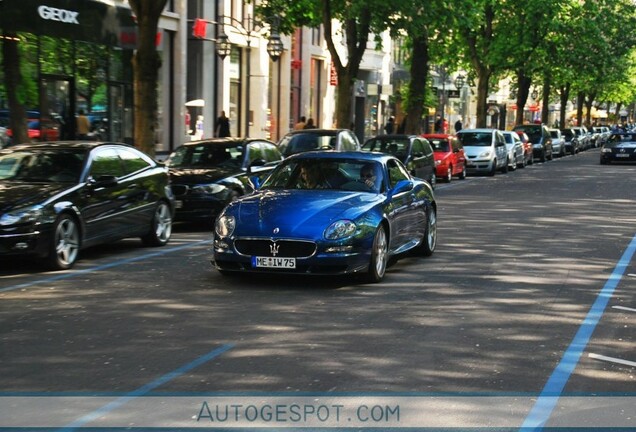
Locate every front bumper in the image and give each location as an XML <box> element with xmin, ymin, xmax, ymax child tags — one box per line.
<box><xmin>465</xmin><ymin>158</ymin><xmax>494</xmax><ymax>172</ymax></box>
<box><xmin>212</xmin><ymin>236</ymin><xmax>371</xmax><ymax>276</ymax></box>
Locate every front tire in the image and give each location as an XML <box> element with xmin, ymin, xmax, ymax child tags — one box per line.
<box><xmin>417</xmin><ymin>206</ymin><xmax>437</xmax><ymax>256</ymax></box>
<box><xmin>366</xmin><ymin>225</ymin><xmax>388</xmax><ymax>283</ymax></box>
<box><xmin>47</xmin><ymin>214</ymin><xmax>80</xmax><ymax>270</ymax></box>
<box><xmin>458</xmin><ymin>163</ymin><xmax>467</xmax><ymax>179</ymax></box>
<box><xmin>141</xmin><ymin>201</ymin><xmax>173</xmax><ymax>246</ymax></box>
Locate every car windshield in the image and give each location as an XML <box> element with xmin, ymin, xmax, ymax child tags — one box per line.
<box><xmin>277</xmin><ymin>132</ymin><xmax>336</xmax><ymax>157</ymax></box>
<box><xmin>607</xmin><ymin>133</ymin><xmax>636</xmax><ymax>144</ymax></box>
<box><xmin>428</xmin><ymin>139</ymin><xmax>450</xmax><ymax>152</ymax></box>
<box><xmin>167</xmin><ymin>143</ymin><xmax>242</xmax><ymax>168</ymax></box>
<box><xmin>514</xmin><ymin>126</ymin><xmax>542</xmax><ymax>142</ymax></box>
<box><xmin>561</xmin><ymin>129</ymin><xmax>574</xmax><ymax>139</ymax></box>
<box><xmin>261</xmin><ymin>159</ymin><xmax>385</xmax><ymax>193</ymax></box>
<box><xmin>458</xmin><ymin>132</ymin><xmax>492</xmax><ymax>146</ymax></box>
<box><xmin>362</xmin><ymin>138</ymin><xmax>409</xmax><ymax>161</ymax></box>
<box><xmin>0</xmin><ymin>149</ymin><xmax>85</xmax><ymax>182</ymax></box>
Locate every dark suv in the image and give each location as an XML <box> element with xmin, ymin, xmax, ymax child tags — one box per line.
<box><xmin>512</xmin><ymin>124</ymin><xmax>553</xmax><ymax>162</ymax></box>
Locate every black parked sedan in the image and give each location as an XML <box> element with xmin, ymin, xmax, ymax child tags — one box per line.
<box><xmin>600</xmin><ymin>133</ymin><xmax>636</xmax><ymax>164</ymax></box>
<box><xmin>362</xmin><ymin>134</ymin><xmax>436</xmax><ymax>188</ymax></box>
<box><xmin>166</xmin><ymin>138</ymin><xmax>283</xmax><ymax>222</ymax></box>
<box><xmin>0</xmin><ymin>141</ymin><xmax>175</xmax><ymax>270</ymax></box>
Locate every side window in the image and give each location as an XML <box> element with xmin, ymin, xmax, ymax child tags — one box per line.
<box><xmin>89</xmin><ymin>148</ymin><xmax>124</xmax><ymax>178</ymax></box>
<box><xmin>421</xmin><ymin>139</ymin><xmax>434</xmax><ymax>158</ymax></box>
<box><xmin>387</xmin><ymin>159</ymin><xmax>409</xmax><ymax>188</ymax></box>
<box><xmin>340</xmin><ymin>132</ymin><xmax>359</xmax><ymax>151</ymax></box>
<box><xmin>118</xmin><ymin>148</ymin><xmax>151</xmax><ymax>175</ymax></box>
<box><xmin>260</xmin><ymin>143</ymin><xmax>283</xmax><ymax>162</ymax></box>
<box><xmin>411</xmin><ymin>139</ymin><xmax>424</xmax><ymax>157</ymax></box>
<box><xmin>247</xmin><ymin>143</ymin><xmax>264</xmax><ymax>163</ymax></box>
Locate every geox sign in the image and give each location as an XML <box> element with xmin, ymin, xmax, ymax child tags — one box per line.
<box><xmin>38</xmin><ymin>5</ymin><xmax>79</xmax><ymax>24</ymax></box>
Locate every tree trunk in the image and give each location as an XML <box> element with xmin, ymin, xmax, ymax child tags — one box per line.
<box><xmin>541</xmin><ymin>74</ymin><xmax>551</xmax><ymax>125</ymax></box>
<box><xmin>2</xmin><ymin>31</ymin><xmax>29</xmax><ymax>144</ymax></box>
<box><xmin>576</xmin><ymin>92</ymin><xmax>585</xmax><ymax>126</ymax></box>
<box><xmin>558</xmin><ymin>83</ymin><xmax>570</xmax><ymax>128</ymax></box>
<box><xmin>515</xmin><ymin>71</ymin><xmax>531</xmax><ymax>125</ymax></box>
<box><xmin>129</xmin><ymin>0</ymin><xmax>168</xmax><ymax>157</ymax></box>
<box><xmin>475</xmin><ymin>68</ymin><xmax>491</xmax><ymax>128</ymax></box>
<box><xmin>404</xmin><ymin>35</ymin><xmax>429</xmax><ymax>134</ymax></box>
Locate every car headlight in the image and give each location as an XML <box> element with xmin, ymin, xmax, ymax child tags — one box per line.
<box><xmin>601</xmin><ymin>147</ymin><xmax>613</xmax><ymax>153</ymax></box>
<box><xmin>0</xmin><ymin>206</ymin><xmax>43</xmax><ymax>226</ymax></box>
<box><xmin>324</xmin><ymin>220</ymin><xmax>356</xmax><ymax>240</ymax></box>
<box><xmin>434</xmin><ymin>160</ymin><xmax>441</xmax><ymax>166</ymax></box>
<box><xmin>215</xmin><ymin>215</ymin><xmax>236</xmax><ymax>237</ymax></box>
<box><xmin>192</xmin><ymin>183</ymin><xmax>225</xmax><ymax>194</ymax></box>
<box><xmin>478</xmin><ymin>150</ymin><xmax>492</xmax><ymax>158</ymax></box>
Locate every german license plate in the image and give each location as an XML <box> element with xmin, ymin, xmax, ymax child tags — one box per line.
<box><xmin>616</xmin><ymin>153</ymin><xmax>630</xmax><ymax>158</ymax></box>
<box><xmin>252</xmin><ymin>256</ymin><xmax>296</xmax><ymax>268</ymax></box>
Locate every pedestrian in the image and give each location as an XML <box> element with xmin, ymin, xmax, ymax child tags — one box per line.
<box><xmin>303</xmin><ymin>118</ymin><xmax>316</xmax><ymax>129</ymax></box>
<box><xmin>384</xmin><ymin>116</ymin><xmax>395</xmax><ymax>134</ymax></box>
<box><xmin>215</xmin><ymin>111</ymin><xmax>230</xmax><ymax>137</ymax></box>
<box><xmin>194</xmin><ymin>115</ymin><xmax>204</xmax><ymax>140</ymax></box>
<box><xmin>454</xmin><ymin>117</ymin><xmax>463</xmax><ymax>133</ymax></box>
<box><xmin>434</xmin><ymin>115</ymin><xmax>443</xmax><ymax>133</ymax></box>
<box><xmin>76</xmin><ymin>109</ymin><xmax>91</xmax><ymax>140</ymax></box>
<box><xmin>294</xmin><ymin>116</ymin><xmax>306</xmax><ymax>130</ymax></box>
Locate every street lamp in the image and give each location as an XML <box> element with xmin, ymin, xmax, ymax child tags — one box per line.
<box><xmin>215</xmin><ymin>15</ymin><xmax>284</xmax><ymax>137</ymax></box>
<box><xmin>454</xmin><ymin>75</ymin><xmax>465</xmax><ymax>90</ymax></box>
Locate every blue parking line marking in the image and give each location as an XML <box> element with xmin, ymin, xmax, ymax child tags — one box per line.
<box><xmin>56</xmin><ymin>343</ymin><xmax>234</xmax><ymax>432</ymax></box>
<box><xmin>0</xmin><ymin>240</ymin><xmax>212</xmax><ymax>294</ymax></box>
<box><xmin>520</xmin><ymin>233</ymin><xmax>636</xmax><ymax>431</ymax></box>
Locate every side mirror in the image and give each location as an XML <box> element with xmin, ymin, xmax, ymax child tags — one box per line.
<box><xmin>250</xmin><ymin>175</ymin><xmax>262</xmax><ymax>189</ymax></box>
<box><xmin>388</xmin><ymin>179</ymin><xmax>413</xmax><ymax>199</ymax></box>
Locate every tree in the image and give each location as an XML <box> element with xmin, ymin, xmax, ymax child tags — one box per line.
<box><xmin>128</xmin><ymin>0</ymin><xmax>168</xmax><ymax>156</ymax></box>
<box><xmin>1</xmin><ymin>31</ymin><xmax>29</xmax><ymax>144</ymax></box>
<box><xmin>257</xmin><ymin>0</ymin><xmax>394</xmax><ymax>128</ymax></box>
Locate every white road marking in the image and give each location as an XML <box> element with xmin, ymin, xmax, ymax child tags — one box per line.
<box><xmin>588</xmin><ymin>353</ymin><xmax>636</xmax><ymax>368</ymax></box>
<box><xmin>612</xmin><ymin>305</ymin><xmax>636</xmax><ymax>313</ymax></box>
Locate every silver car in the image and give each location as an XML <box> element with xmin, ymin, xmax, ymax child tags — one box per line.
<box><xmin>457</xmin><ymin>128</ymin><xmax>509</xmax><ymax>176</ymax></box>
<box><xmin>502</xmin><ymin>131</ymin><xmax>526</xmax><ymax>169</ymax></box>
<box><xmin>549</xmin><ymin>128</ymin><xmax>566</xmax><ymax>157</ymax></box>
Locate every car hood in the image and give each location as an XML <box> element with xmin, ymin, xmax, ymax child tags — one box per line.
<box><xmin>433</xmin><ymin>151</ymin><xmax>452</xmax><ymax>161</ymax></box>
<box><xmin>229</xmin><ymin>190</ymin><xmax>381</xmax><ymax>238</ymax></box>
<box><xmin>169</xmin><ymin>166</ymin><xmax>241</xmax><ymax>184</ymax></box>
<box><xmin>0</xmin><ymin>182</ymin><xmax>68</xmax><ymax>213</ymax></box>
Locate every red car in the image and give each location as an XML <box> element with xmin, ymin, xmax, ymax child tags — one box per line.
<box><xmin>422</xmin><ymin>133</ymin><xmax>467</xmax><ymax>182</ymax></box>
<box><xmin>515</xmin><ymin>131</ymin><xmax>534</xmax><ymax>165</ymax></box>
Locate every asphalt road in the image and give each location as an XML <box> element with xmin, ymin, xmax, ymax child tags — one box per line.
<box><xmin>1</xmin><ymin>147</ymin><xmax>635</xmax><ymax>430</ymax></box>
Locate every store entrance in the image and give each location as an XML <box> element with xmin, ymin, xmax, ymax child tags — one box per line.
<box><xmin>40</xmin><ymin>75</ymin><xmax>73</xmax><ymax>141</ymax></box>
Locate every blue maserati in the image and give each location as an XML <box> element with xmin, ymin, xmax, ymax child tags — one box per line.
<box><xmin>212</xmin><ymin>151</ymin><xmax>437</xmax><ymax>283</ymax></box>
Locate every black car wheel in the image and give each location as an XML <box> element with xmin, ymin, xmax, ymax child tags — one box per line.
<box><xmin>540</xmin><ymin>149</ymin><xmax>546</xmax><ymax>162</ymax></box>
<box><xmin>459</xmin><ymin>163</ymin><xmax>467</xmax><ymax>179</ymax></box>
<box><xmin>417</xmin><ymin>206</ymin><xmax>437</xmax><ymax>257</ymax></box>
<box><xmin>47</xmin><ymin>214</ymin><xmax>80</xmax><ymax>270</ymax></box>
<box><xmin>366</xmin><ymin>225</ymin><xmax>388</xmax><ymax>283</ymax></box>
<box><xmin>500</xmin><ymin>158</ymin><xmax>509</xmax><ymax>173</ymax></box>
<box><xmin>141</xmin><ymin>201</ymin><xmax>173</xmax><ymax>246</ymax></box>
<box><xmin>488</xmin><ymin>160</ymin><xmax>497</xmax><ymax>176</ymax></box>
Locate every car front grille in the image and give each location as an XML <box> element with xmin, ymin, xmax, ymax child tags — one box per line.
<box><xmin>234</xmin><ymin>239</ymin><xmax>316</xmax><ymax>258</ymax></box>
